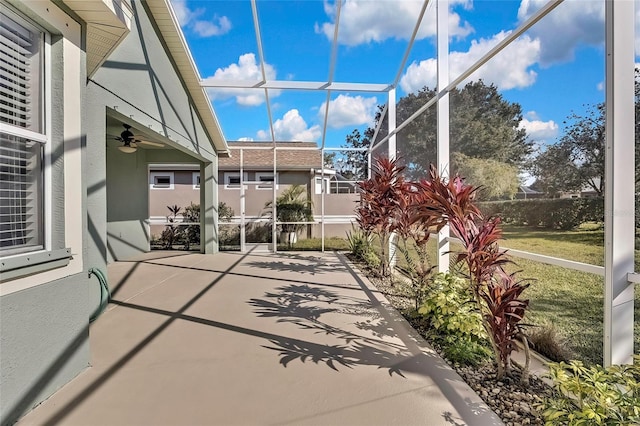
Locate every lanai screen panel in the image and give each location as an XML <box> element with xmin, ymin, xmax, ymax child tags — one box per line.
<box><xmin>445</xmin><ymin>0</ymin><xmax>611</xmax><ymax>365</ymax></box>
<box><xmin>175</xmin><ymin>0</ymin><xmax>636</xmax><ymax>364</ymax></box>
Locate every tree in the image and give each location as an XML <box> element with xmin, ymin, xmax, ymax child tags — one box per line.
<box><xmin>531</xmin><ymin>104</ymin><xmax>605</xmax><ymax>196</ymax></box>
<box><xmin>451</xmin><ymin>153</ymin><xmax>520</xmax><ymax>201</ymax></box>
<box><xmin>530</xmin><ymin>69</ymin><xmax>640</xmax><ymax>196</ymax></box>
<box><xmin>338</xmin><ymin>128</ymin><xmax>373</xmax><ymax>180</ymax></box>
<box><xmin>343</xmin><ymin>80</ymin><xmax>531</xmax><ymax>179</ymax></box>
<box><xmin>323</xmin><ymin>152</ymin><xmax>336</xmax><ymax>169</ymax></box>
<box><xmin>264</xmin><ymin>185</ymin><xmax>313</xmax><ymax>247</ymax></box>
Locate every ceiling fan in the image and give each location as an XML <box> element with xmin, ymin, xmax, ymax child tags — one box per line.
<box><xmin>114</xmin><ymin>123</ymin><xmax>165</xmax><ymax>153</ymax></box>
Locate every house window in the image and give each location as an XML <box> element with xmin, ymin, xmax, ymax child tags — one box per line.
<box><xmin>255</xmin><ymin>172</ymin><xmax>278</xmax><ymax>190</ymax></box>
<box><xmin>192</xmin><ymin>172</ymin><xmax>200</xmax><ymax>189</ymax></box>
<box><xmin>149</xmin><ymin>172</ymin><xmax>174</xmax><ymax>190</ymax></box>
<box><xmin>315</xmin><ymin>177</ymin><xmax>331</xmax><ymax>195</ymax></box>
<box><xmin>0</xmin><ymin>10</ymin><xmax>46</xmax><ymax>255</ymax></box>
<box><xmin>224</xmin><ymin>172</ymin><xmax>248</xmax><ymax>190</ymax></box>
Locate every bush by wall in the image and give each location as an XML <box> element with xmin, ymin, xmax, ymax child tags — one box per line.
<box><xmin>477</xmin><ymin>197</ymin><xmax>607</xmax><ymax>230</ymax></box>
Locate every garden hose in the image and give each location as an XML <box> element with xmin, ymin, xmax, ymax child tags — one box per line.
<box><xmin>89</xmin><ymin>268</ymin><xmax>110</xmax><ymax>323</ymax></box>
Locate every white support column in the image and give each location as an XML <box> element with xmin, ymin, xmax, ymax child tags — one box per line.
<box><xmin>603</xmin><ymin>0</ymin><xmax>635</xmax><ymax>367</ymax></box>
<box><xmin>388</xmin><ymin>88</ymin><xmax>397</xmax><ymax>268</ymax></box>
<box><xmin>200</xmin><ymin>161</ymin><xmax>217</xmax><ymax>254</ymax></box>
<box><xmin>388</xmin><ymin>88</ymin><xmax>397</xmax><ymax>161</ymax></box>
<box><xmin>272</xmin><ymin>148</ymin><xmax>278</xmax><ymax>253</ymax></box>
<box><xmin>437</xmin><ymin>0</ymin><xmax>450</xmax><ymax>273</ymax></box>
<box><xmin>321</xmin><ymin>149</ymin><xmax>326</xmax><ymax>253</ymax></box>
<box><xmin>240</xmin><ymin>149</ymin><xmax>246</xmax><ymax>253</ymax></box>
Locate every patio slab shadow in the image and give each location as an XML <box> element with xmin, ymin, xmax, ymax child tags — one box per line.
<box><xmin>17</xmin><ymin>251</ymin><xmax>502</xmax><ymax>426</ymax></box>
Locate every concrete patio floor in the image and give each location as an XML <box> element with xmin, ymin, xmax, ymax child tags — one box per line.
<box><xmin>18</xmin><ymin>251</ymin><xmax>502</xmax><ymax>426</ymax></box>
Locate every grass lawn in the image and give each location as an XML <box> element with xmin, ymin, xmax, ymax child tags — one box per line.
<box><xmin>279</xmin><ymin>237</ymin><xmax>351</xmax><ymax>251</ymax></box>
<box><xmin>497</xmin><ymin>224</ymin><xmax>640</xmax><ymax>365</ymax></box>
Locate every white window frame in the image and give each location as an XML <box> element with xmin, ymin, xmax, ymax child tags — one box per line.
<box><xmin>0</xmin><ymin>7</ymin><xmax>49</xmax><ymax>257</ymax></box>
<box><xmin>224</xmin><ymin>172</ymin><xmax>248</xmax><ymax>190</ymax></box>
<box><xmin>1</xmin><ymin>1</ymin><xmax>83</xmax><ymax>293</ymax></box>
<box><xmin>255</xmin><ymin>172</ymin><xmax>279</xmax><ymax>190</ymax></box>
<box><xmin>149</xmin><ymin>172</ymin><xmax>174</xmax><ymax>190</ymax></box>
<box><xmin>315</xmin><ymin>177</ymin><xmax>331</xmax><ymax>195</ymax></box>
<box><xmin>192</xmin><ymin>172</ymin><xmax>200</xmax><ymax>189</ymax></box>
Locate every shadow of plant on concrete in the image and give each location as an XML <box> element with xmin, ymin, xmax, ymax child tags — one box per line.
<box><xmin>249</xmin><ymin>283</ymin><xmax>436</xmax><ymax>377</ymax></box>
<box><xmin>244</xmin><ymin>253</ymin><xmax>348</xmax><ymax>275</ymax></box>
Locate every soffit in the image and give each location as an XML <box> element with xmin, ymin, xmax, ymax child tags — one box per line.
<box><xmin>63</xmin><ymin>0</ymin><xmax>133</xmax><ymax>77</ymax></box>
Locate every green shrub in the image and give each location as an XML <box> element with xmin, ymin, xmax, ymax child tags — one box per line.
<box><xmin>418</xmin><ymin>273</ymin><xmax>490</xmax><ymax>366</ymax></box>
<box><xmin>540</xmin><ymin>356</ymin><xmax>640</xmax><ymax>425</ymax></box>
<box><xmin>362</xmin><ymin>250</ymin><xmax>381</xmax><ymax>269</ymax></box>
<box><xmin>418</xmin><ymin>273</ymin><xmax>487</xmax><ymax>342</ymax></box>
<box><xmin>183</xmin><ymin>203</ymin><xmax>200</xmax><ymax>250</ymax></box>
<box><xmin>346</xmin><ymin>225</ymin><xmax>374</xmax><ymax>260</ymax></box>
<box><xmin>440</xmin><ymin>335</ymin><xmax>493</xmax><ymax>367</ymax></box>
<box><xmin>218</xmin><ymin>201</ymin><xmax>234</xmax><ymax>222</ymax></box>
<box><xmin>478</xmin><ymin>197</ymin><xmax>607</xmax><ymax>230</ymax></box>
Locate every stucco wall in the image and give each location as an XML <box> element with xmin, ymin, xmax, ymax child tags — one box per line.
<box><xmin>0</xmin><ymin>276</ymin><xmax>90</xmax><ymax>423</ymax></box>
<box><xmin>88</xmin><ymin>0</ymin><xmax>219</xmax><ymax>261</ymax></box>
<box><xmin>106</xmin><ymin>147</ymin><xmax>151</xmax><ymax>261</ymax></box>
<box><xmin>149</xmin><ymin>170</ymin><xmax>201</xmax><ymax>218</ymax></box>
<box><xmin>0</xmin><ymin>3</ymin><xmax>90</xmax><ymax>423</ymax></box>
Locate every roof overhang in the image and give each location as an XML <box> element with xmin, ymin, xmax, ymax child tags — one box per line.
<box><xmin>139</xmin><ymin>0</ymin><xmax>230</xmax><ymax>156</ymax></box>
<box><xmin>63</xmin><ymin>0</ymin><xmax>133</xmax><ymax>77</ymax></box>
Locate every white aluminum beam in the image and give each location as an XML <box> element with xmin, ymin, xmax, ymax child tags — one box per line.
<box><xmin>604</xmin><ymin>0</ymin><xmax>635</xmax><ymax>367</ymax></box>
<box><xmin>239</xmin><ymin>149</ymin><xmax>246</xmax><ymax>252</ymax></box>
<box><xmin>437</xmin><ymin>0</ymin><xmax>450</xmax><ymax>273</ymax></box>
<box><xmin>388</xmin><ymin>89</ymin><xmax>397</xmax><ymax>161</ymax></box>
<box><xmin>393</xmin><ymin>0</ymin><xmax>432</xmax><ymax>87</ymax></box>
<box><xmin>320</xmin><ymin>0</ymin><xmax>342</xmax><ymax>151</ymax></box>
<box><xmin>388</xmin><ymin>88</ymin><xmax>397</xmax><ymax>269</ymax></box>
<box><xmin>447</xmin><ymin>235</ymin><xmax>606</xmax><ymax>276</ymax></box>
<box><xmin>370</xmin><ymin>0</ymin><xmax>564</xmax><ymax>153</ymax></box>
<box><xmin>201</xmin><ymin>80</ymin><xmax>390</xmax><ymax>92</ymax></box>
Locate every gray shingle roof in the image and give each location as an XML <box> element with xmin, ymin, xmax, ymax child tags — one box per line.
<box><xmin>219</xmin><ymin>141</ymin><xmax>322</xmax><ymax>170</ymax></box>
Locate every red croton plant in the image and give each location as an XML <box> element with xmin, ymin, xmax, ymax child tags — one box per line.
<box><xmin>356</xmin><ymin>156</ymin><xmax>531</xmax><ymax>382</ymax></box>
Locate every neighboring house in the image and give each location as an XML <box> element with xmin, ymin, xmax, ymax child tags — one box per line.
<box><xmin>515</xmin><ymin>185</ymin><xmax>545</xmax><ymax>200</ymax></box>
<box><xmin>148</xmin><ymin>141</ymin><xmax>360</xmax><ymax>249</ymax></box>
<box><xmin>0</xmin><ymin>1</ymin><xmax>228</xmax><ymax>423</ymax></box>
<box><xmin>559</xmin><ymin>179</ymin><xmax>602</xmax><ymax>199</ymax></box>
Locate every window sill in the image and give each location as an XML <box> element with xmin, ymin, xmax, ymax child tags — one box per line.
<box><xmin>0</xmin><ymin>248</ymin><xmax>72</xmax><ymax>282</ymax></box>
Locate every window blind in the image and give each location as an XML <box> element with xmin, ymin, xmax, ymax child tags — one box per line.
<box><xmin>0</xmin><ymin>10</ymin><xmax>44</xmax><ymax>255</ymax></box>
<box><xmin>0</xmin><ymin>11</ymin><xmax>42</xmax><ymax>132</ymax></box>
<box><xmin>0</xmin><ymin>133</ymin><xmax>43</xmax><ymax>252</ymax></box>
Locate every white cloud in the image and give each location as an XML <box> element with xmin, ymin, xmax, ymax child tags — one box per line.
<box><xmin>172</xmin><ymin>0</ymin><xmax>198</xmax><ymax>25</ymax></box>
<box><xmin>517</xmin><ymin>0</ymin><xmax>604</xmax><ymax>66</ymax></box>
<box><xmin>237</xmin><ymin>137</ymin><xmax>254</xmax><ymax>142</ymax></box>
<box><xmin>171</xmin><ymin>0</ymin><xmax>232</xmax><ymax>37</ymax></box>
<box><xmin>257</xmin><ymin>109</ymin><xmax>321</xmax><ymax>141</ymax></box>
<box><xmin>203</xmin><ymin>53</ymin><xmax>280</xmax><ymax>106</ymax></box>
<box><xmin>318</xmin><ymin>95</ymin><xmax>378</xmax><ymax>128</ymax></box>
<box><xmin>192</xmin><ymin>15</ymin><xmax>232</xmax><ymax>37</ymax></box>
<box><xmin>519</xmin><ymin>116</ymin><xmax>559</xmax><ymax>143</ymax></box>
<box><xmin>400</xmin><ymin>31</ymin><xmax>540</xmax><ymax>93</ymax></box>
<box><xmin>316</xmin><ymin>0</ymin><xmax>473</xmax><ymax>46</ymax></box>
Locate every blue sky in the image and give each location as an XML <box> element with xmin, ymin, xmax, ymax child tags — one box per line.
<box><xmin>170</xmin><ymin>0</ymin><xmax>635</xmax><ymax>153</ymax></box>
